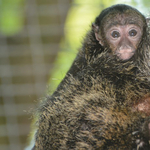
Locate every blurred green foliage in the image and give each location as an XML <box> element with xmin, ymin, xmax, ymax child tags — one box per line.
<box><xmin>0</xmin><ymin>0</ymin><xmax>24</xmax><ymax>35</ymax></box>
<box><xmin>48</xmin><ymin>0</ymin><xmax>150</xmax><ymax>93</ymax></box>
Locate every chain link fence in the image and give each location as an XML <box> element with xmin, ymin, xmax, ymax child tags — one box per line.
<box><xmin>0</xmin><ymin>0</ymin><xmax>71</xmax><ymax>149</ymax></box>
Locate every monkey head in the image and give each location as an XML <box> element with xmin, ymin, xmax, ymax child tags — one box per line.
<box><xmin>93</xmin><ymin>4</ymin><xmax>147</xmax><ymax>61</ymax></box>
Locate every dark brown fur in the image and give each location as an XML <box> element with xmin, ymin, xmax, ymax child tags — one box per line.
<box><xmin>32</xmin><ymin>4</ymin><xmax>150</xmax><ymax>150</ymax></box>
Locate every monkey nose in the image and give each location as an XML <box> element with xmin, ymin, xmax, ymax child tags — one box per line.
<box><xmin>119</xmin><ymin>43</ymin><xmax>131</xmax><ymax>49</ymax></box>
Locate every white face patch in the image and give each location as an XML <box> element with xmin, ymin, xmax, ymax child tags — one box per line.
<box><xmin>105</xmin><ymin>25</ymin><xmax>142</xmax><ymax>60</ymax></box>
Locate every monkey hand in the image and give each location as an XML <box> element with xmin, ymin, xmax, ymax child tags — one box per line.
<box><xmin>132</xmin><ymin>130</ymin><xmax>150</xmax><ymax>150</ymax></box>
<box><xmin>132</xmin><ymin>115</ymin><xmax>150</xmax><ymax>150</ymax></box>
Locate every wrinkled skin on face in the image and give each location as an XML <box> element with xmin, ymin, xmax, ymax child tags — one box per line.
<box><xmin>94</xmin><ymin>13</ymin><xmax>144</xmax><ymax>61</ymax></box>
<box><xmin>105</xmin><ymin>24</ymin><xmax>142</xmax><ymax>60</ymax></box>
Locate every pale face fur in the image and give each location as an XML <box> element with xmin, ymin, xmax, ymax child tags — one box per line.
<box><xmin>105</xmin><ymin>24</ymin><xmax>142</xmax><ymax>60</ymax></box>
<box><xmin>94</xmin><ymin>13</ymin><xmax>144</xmax><ymax>61</ymax></box>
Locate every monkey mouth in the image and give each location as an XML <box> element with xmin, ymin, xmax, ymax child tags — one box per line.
<box><xmin>120</xmin><ymin>53</ymin><xmax>134</xmax><ymax>60</ymax></box>
<box><xmin>116</xmin><ymin>50</ymin><xmax>135</xmax><ymax>61</ymax></box>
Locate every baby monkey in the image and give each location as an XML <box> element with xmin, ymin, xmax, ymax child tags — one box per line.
<box><xmin>32</xmin><ymin>4</ymin><xmax>150</xmax><ymax>150</ymax></box>
<box><xmin>93</xmin><ymin>5</ymin><xmax>146</xmax><ymax>61</ymax></box>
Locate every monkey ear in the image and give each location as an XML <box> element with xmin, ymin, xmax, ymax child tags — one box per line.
<box><xmin>92</xmin><ymin>23</ymin><xmax>99</xmax><ymax>33</ymax></box>
<box><xmin>92</xmin><ymin>23</ymin><xmax>104</xmax><ymax>46</ymax></box>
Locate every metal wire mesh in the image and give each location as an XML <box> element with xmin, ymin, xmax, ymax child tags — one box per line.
<box><xmin>0</xmin><ymin>0</ymin><xmax>71</xmax><ymax>149</ymax></box>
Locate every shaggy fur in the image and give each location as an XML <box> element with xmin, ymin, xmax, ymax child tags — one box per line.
<box><xmin>32</xmin><ymin>4</ymin><xmax>150</xmax><ymax>150</ymax></box>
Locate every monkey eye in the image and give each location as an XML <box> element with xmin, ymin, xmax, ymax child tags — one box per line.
<box><xmin>111</xmin><ymin>31</ymin><xmax>120</xmax><ymax>38</ymax></box>
<box><xmin>129</xmin><ymin>29</ymin><xmax>137</xmax><ymax>37</ymax></box>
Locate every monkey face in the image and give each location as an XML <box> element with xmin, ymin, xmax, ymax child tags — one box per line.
<box><xmin>105</xmin><ymin>24</ymin><xmax>143</xmax><ymax>60</ymax></box>
<box><xmin>93</xmin><ymin>9</ymin><xmax>146</xmax><ymax>62</ymax></box>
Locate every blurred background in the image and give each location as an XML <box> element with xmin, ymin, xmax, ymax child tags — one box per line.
<box><xmin>0</xmin><ymin>0</ymin><xmax>149</xmax><ymax>150</ymax></box>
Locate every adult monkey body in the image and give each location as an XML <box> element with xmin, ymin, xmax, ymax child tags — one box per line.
<box><xmin>32</xmin><ymin>4</ymin><xmax>150</xmax><ymax>150</ymax></box>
